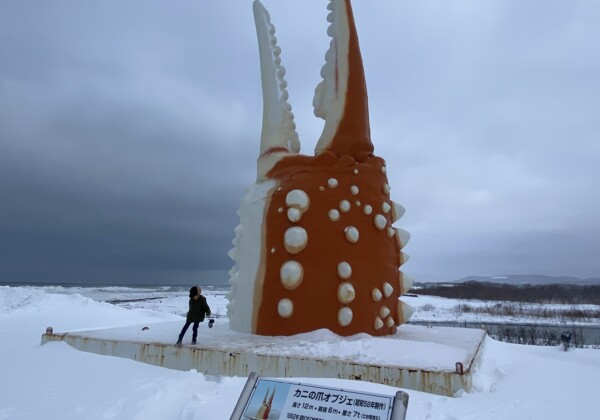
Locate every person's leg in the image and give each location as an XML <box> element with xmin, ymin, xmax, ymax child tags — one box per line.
<box><xmin>191</xmin><ymin>322</ymin><xmax>200</xmax><ymax>343</ymax></box>
<box><xmin>177</xmin><ymin>321</ymin><xmax>192</xmax><ymax>344</ymax></box>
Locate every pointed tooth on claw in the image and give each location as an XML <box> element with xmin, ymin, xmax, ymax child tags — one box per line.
<box><xmin>397</xmin><ymin>300</ymin><xmax>414</xmax><ymax>325</ymax></box>
<box><xmin>391</xmin><ymin>201</ymin><xmax>406</xmax><ymax>223</ymax></box>
<box><xmin>395</xmin><ymin>228</ymin><xmax>410</xmax><ymax>249</ymax></box>
<box><xmin>399</xmin><ymin>272</ymin><xmax>414</xmax><ymax>295</ymax></box>
<box><xmin>400</xmin><ymin>252</ymin><xmax>410</xmax><ymax>266</ymax></box>
<box><xmin>253</xmin><ymin>0</ymin><xmax>300</xmax><ymax>180</ymax></box>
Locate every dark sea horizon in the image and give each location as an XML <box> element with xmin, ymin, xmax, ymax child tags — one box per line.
<box><xmin>0</xmin><ymin>280</ymin><xmax>230</xmax><ymax>290</ymax></box>
<box><xmin>1</xmin><ymin>281</ymin><xmax>231</xmax><ymax>310</ymax></box>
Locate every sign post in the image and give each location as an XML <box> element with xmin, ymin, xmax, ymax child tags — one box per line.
<box><xmin>230</xmin><ymin>372</ymin><xmax>260</xmax><ymax>420</ymax></box>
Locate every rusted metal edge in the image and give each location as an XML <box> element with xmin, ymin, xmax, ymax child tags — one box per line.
<box><xmin>39</xmin><ymin>332</ymin><xmax>486</xmax><ymax>396</ymax></box>
<box><xmin>42</xmin><ymin>332</ymin><xmax>484</xmax><ymax>375</ymax></box>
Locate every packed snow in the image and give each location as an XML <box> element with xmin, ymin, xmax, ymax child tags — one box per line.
<box><xmin>1</xmin><ymin>284</ymin><xmax>599</xmax><ymax>419</ymax></box>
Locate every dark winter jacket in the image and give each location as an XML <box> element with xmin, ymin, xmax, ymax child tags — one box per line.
<box><xmin>187</xmin><ymin>295</ymin><xmax>211</xmax><ymax>323</ymax></box>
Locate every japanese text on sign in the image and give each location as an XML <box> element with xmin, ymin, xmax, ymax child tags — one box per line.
<box><xmin>241</xmin><ymin>380</ymin><xmax>393</xmax><ymax>420</ymax></box>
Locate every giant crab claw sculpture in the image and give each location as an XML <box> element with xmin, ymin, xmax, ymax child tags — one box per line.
<box><xmin>227</xmin><ymin>0</ymin><xmax>414</xmax><ymax>336</ymax></box>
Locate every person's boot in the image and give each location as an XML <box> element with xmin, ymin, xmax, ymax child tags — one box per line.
<box><xmin>176</xmin><ymin>340</ymin><xmax>182</xmax><ymax>347</ymax></box>
<box><xmin>191</xmin><ymin>339</ymin><xmax>197</xmax><ymax>345</ymax></box>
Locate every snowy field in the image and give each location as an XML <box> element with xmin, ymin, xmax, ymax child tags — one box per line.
<box><xmin>406</xmin><ymin>294</ymin><xmax>600</xmax><ymax>325</ymax></box>
<box><xmin>1</xmin><ymin>284</ymin><xmax>599</xmax><ymax>419</ymax></box>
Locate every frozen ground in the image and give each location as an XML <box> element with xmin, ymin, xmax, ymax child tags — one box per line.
<box><xmin>1</xmin><ymin>284</ymin><xmax>599</xmax><ymax>419</ymax></box>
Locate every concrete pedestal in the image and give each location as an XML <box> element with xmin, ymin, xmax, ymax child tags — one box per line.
<box><xmin>41</xmin><ymin>322</ymin><xmax>486</xmax><ymax>397</ymax></box>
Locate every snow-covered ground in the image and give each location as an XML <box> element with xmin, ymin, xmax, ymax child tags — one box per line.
<box><xmin>1</xmin><ymin>284</ymin><xmax>599</xmax><ymax>419</ymax></box>
<box><xmin>405</xmin><ymin>294</ymin><xmax>600</xmax><ymax>326</ymax></box>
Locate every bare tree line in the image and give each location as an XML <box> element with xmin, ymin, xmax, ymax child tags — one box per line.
<box><xmin>451</xmin><ymin>302</ymin><xmax>600</xmax><ymax>322</ymax></box>
<box><xmin>411</xmin><ymin>282</ymin><xmax>600</xmax><ymax>347</ymax></box>
<box><xmin>413</xmin><ymin>282</ymin><xmax>600</xmax><ymax>305</ymax></box>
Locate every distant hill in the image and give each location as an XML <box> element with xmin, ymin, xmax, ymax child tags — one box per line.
<box><xmin>452</xmin><ymin>275</ymin><xmax>600</xmax><ymax>286</ymax></box>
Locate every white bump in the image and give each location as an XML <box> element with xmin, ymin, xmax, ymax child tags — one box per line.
<box><xmin>280</xmin><ymin>261</ymin><xmax>303</xmax><ymax>290</ymax></box>
<box><xmin>286</xmin><ymin>189</ymin><xmax>310</xmax><ymax>212</ymax></box>
<box><xmin>339</xmin><ymin>200</ymin><xmax>351</xmax><ymax>212</ymax></box>
<box><xmin>344</xmin><ymin>226</ymin><xmax>359</xmax><ymax>243</ymax></box>
<box><xmin>350</xmin><ymin>186</ymin><xmax>359</xmax><ymax>195</ymax></box>
<box><xmin>381</xmin><ymin>166</ymin><xmax>387</xmax><ymax>174</ymax></box>
<box><xmin>337</xmin><ymin>262</ymin><xmax>352</xmax><ymax>279</ymax></box>
<box><xmin>374</xmin><ymin>214</ymin><xmax>387</xmax><ymax>230</ymax></box>
<box><xmin>355</xmin><ymin>201</ymin><xmax>361</xmax><ymax>207</ymax></box>
<box><xmin>383</xmin><ymin>282</ymin><xmax>394</xmax><ymax>297</ymax></box>
<box><xmin>353</xmin><ymin>169</ymin><xmax>359</xmax><ymax>175</ymax></box>
<box><xmin>386</xmin><ymin>316</ymin><xmax>395</xmax><ymax>328</ymax></box>
<box><xmin>383</xmin><ymin>184</ymin><xmax>391</xmax><ymax>195</ymax></box>
<box><xmin>338</xmin><ymin>307</ymin><xmax>353</xmax><ymax>326</ymax></box>
<box><xmin>382</xmin><ymin>202</ymin><xmax>391</xmax><ymax>213</ymax></box>
<box><xmin>271</xmin><ymin>248</ymin><xmax>276</xmax><ymax>254</ymax></box>
<box><xmin>327</xmin><ymin>178</ymin><xmax>338</xmax><ymax>188</ymax></box>
<box><xmin>374</xmin><ymin>317</ymin><xmax>384</xmax><ymax>330</ymax></box>
<box><xmin>319</xmin><ymin>186</ymin><xmax>325</xmax><ymax>191</ymax></box>
<box><xmin>372</xmin><ymin>288</ymin><xmax>382</xmax><ymax>302</ymax></box>
<box><xmin>387</xmin><ymin>227</ymin><xmax>395</xmax><ymax>237</ymax></box>
<box><xmin>328</xmin><ymin>209</ymin><xmax>340</xmax><ymax>222</ymax></box>
<box><xmin>284</xmin><ymin>227</ymin><xmax>308</xmax><ymax>254</ymax></box>
<box><xmin>337</xmin><ymin>282</ymin><xmax>356</xmax><ymax>304</ymax></box>
<box><xmin>278</xmin><ymin>299</ymin><xmax>293</xmax><ymax>318</ymax></box>
<box><xmin>287</xmin><ymin>208</ymin><xmax>301</xmax><ymax>222</ymax></box>
<box><xmin>278</xmin><ymin>207</ymin><xmax>284</xmax><ymax>213</ymax></box>
<box><xmin>380</xmin><ymin>305</ymin><xmax>390</xmax><ymax>318</ymax></box>
<box><xmin>363</xmin><ymin>205</ymin><xmax>373</xmax><ymax>215</ymax></box>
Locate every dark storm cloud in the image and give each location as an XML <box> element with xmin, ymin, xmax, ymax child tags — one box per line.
<box><xmin>1</xmin><ymin>0</ymin><xmax>599</xmax><ymax>284</ymax></box>
<box><xmin>0</xmin><ymin>0</ymin><xmax>260</xmax><ymax>284</ymax></box>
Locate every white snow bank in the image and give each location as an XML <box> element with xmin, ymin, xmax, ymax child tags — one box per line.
<box><xmin>1</xmin><ymin>285</ymin><xmax>599</xmax><ymax>420</ymax></box>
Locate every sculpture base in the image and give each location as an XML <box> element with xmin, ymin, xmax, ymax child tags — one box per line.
<box><xmin>41</xmin><ymin>322</ymin><xmax>486</xmax><ymax>397</ymax></box>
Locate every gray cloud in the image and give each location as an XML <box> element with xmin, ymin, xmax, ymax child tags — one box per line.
<box><xmin>1</xmin><ymin>0</ymin><xmax>599</xmax><ymax>284</ymax></box>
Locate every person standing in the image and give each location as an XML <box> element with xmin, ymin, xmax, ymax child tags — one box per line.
<box><xmin>176</xmin><ymin>286</ymin><xmax>211</xmax><ymax>346</ymax></box>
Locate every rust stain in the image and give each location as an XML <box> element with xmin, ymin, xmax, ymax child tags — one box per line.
<box><xmin>39</xmin><ymin>333</ymin><xmax>480</xmax><ymax>397</ymax></box>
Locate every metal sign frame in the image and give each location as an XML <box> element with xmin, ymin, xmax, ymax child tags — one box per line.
<box><xmin>230</xmin><ymin>372</ymin><xmax>408</xmax><ymax>420</ymax></box>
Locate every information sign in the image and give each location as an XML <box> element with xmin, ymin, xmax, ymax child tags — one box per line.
<box><xmin>232</xmin><ymin>375</ymin><xmax>407</xmax><ymax>420</ymax></box>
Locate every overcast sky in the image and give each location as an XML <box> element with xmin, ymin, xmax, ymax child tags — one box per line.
<box><xmin>1</xmin><ymin>0</ymin><xmax>599</xmax><ymax>285</ymax></box>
